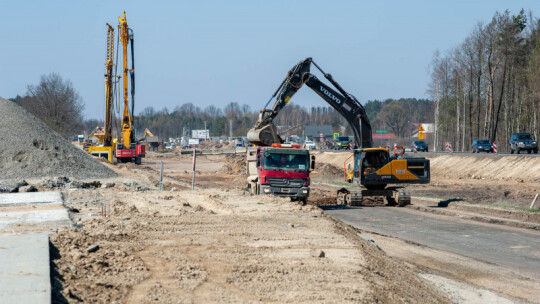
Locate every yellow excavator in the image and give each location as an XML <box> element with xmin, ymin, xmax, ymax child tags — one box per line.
<box><xmin>248</xmin><ymin>58</ymin><xmax>430</xmax><ymax>206</ymax></box>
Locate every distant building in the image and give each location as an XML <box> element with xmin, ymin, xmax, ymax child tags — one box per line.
<box><xmin>372</xmin><ymin>133</ymin><xmax>397</xmax><ymax>140</ymax></box>
<box><xmin>304</xmin><ymin>125</ymin><xmax>333</xmax><ymax>139</ymax></box>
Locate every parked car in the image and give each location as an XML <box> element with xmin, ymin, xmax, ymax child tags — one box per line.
<box><xmin>164</xmin><ymin>142</ymin><xmax>176</xmax><ymax>149</ymax></box>
<box><xmin>411</xmin><ymin>140</ymin><xmax>428</xmax><ymax>152</ymax></box>
<box><xmin>303</xmin><ymin>140</ymin><xmax>317</xmax><ymax>150</ymax></box>
<box><xmin>235</xmin><ymin>141</ymin><xmax>245</xmax><ymax>148</ymax></box>
<box><xmin>509</xmin><ymin>133</ymin><xmax>538</xmax><ymax>154</ymax></box>
<box><xmin>472</xmin><ymin>139</ymin><xmax>493</xmax><ymax>153</ymax></box>
<box><xmin>334</xmin><ymin>136</ymin><xmax>351</xmax><ymax>150</ymax></box>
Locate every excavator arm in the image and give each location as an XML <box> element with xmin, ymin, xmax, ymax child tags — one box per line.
<box><xmin>247</xmin><ymin>57</ymin><xmax>372</xmax><ymax>148</ymax></box>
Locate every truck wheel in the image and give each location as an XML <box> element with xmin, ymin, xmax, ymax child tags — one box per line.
<box><xmin>528</xmin><ymin>149</ymin><xmax>532</xmax><ymax>154</ymax></box>
<box><xmin>510</xmin><ymin>149</ymin><xmax>514</xmax><ymax>154</ymax></box>
<box><xmin>517</xmin><ymin>148</ymin><xmax>521</xmax><ymax>154</ymax></box>
<box><xmin>301</xmin><ymin>198</ymin><xmax>307</xmax><ymax>205</ymax></box>
<box><xmin>135</xmin><ymin>157</ymin><xmax>142</xmax><ymax>165</ymax></box>
<box><xmin>534</xmin><ymin>148</ymin><xmax>538</xmax><ymax>154</ymax></box>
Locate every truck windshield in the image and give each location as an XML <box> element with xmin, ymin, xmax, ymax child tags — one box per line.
<box><xmin>264</xmin><ymin>152</ymin><xmax>309</xmax><ymax>171</ymax></box>
<box><xmin>338</xmin><ymin>136</ymin><xmax>349</xmax><ymax>141</ymax></box>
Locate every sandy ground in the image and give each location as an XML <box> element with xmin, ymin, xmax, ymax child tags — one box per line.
<box><xmin>43</xmin><ymin>151</ymin><xmax>540</xmax><ymax>303</ymax></box>
<box><xmin>48</xmin><ymin>154</ymin><xmax>448</xmax><ymax>303</ymax></box>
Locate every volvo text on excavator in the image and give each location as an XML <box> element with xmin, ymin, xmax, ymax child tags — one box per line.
<box><xmin>247</xmin><ymin>57</ymin><xmax>430</xmax><ymax>206</ymax></box>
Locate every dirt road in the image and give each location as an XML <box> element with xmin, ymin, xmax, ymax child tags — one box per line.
<box><xmin>48</xmin><ymin>153</ymin><xmax>448</xmax><ymax>303</ymax></box>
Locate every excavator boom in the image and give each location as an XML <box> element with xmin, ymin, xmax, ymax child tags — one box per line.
<box><xmin>247</xmin><ymin>57</ymin><xmax>372</xmax><ymax>148</ymax></box>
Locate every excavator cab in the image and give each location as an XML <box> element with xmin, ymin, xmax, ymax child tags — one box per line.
<box><xmin>350</xmin><ymin>148</ymin><xmax>391</xmax><ymax>189</ymax></box>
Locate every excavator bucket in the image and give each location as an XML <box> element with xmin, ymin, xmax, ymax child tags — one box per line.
<box><xmin>247</xmin><ymin>123</ymin><xmax>283</xmax><ymax>147</ymax></box>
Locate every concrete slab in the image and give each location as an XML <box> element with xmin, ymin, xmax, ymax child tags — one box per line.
<box><xmin>0</xmin><ymin>192</ymin><xmax>63</xmax><ymax>206</ymax></box>
<box><xmin>0</xmin><ymin>191</ymin><xmax>71</xmax><ymax>235</ymax></box>
<box><xmin>0</xmin><ymin>209</ymin><xmax>71</xmax><ymax>231</ymax></box>
<box><xmin>0</xmin><ymin>233</ymin><xmax>50</xmax><ymax>304</ymax></box>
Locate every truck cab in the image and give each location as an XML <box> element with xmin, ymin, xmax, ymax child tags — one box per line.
<box><xmin>247</xmin><ymin>144</ymin><xmax>315</xmax><ymax>203</ymax></box>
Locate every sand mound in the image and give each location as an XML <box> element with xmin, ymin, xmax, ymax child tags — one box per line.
<box><xmin>218</xmin><ymin>155</ymin><xmax>246</xmax><ymax>176</ymax></box>
<box><xmin>428</xmin><ymin>154</ymin><xmax>540</xmax><ymax>182</ymax></box>
<box><xmin>0</xmin><ymin>97</ymin><xmax>117</xmax><ymax>180</ymax></box>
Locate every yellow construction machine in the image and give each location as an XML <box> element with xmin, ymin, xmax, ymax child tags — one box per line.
<box><xmin>88</xmin><ymin>23</ymin><xmax>117</xmax><ymax>162</ymax></box>
<box><xmin>89</xmin><ymin>12</ymin><xmax>145</xmax><ymax>164</ymax></box>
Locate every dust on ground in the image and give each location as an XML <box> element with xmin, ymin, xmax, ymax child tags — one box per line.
<box><xmin>49</xmin><ymin>153</ymin><xmax>449</xmax><ymax>303</ymax></box>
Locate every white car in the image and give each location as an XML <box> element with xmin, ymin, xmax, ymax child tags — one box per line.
<box><xmin>303</xmin><ymin>140</ymin><xmax>316</xmax><ymax>150</ymax></box>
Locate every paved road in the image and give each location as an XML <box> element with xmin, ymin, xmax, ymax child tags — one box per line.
<box><xmin>321</xmin><ymin>205</ymin><xmax>540</xmax><ymax>278</ymax></box>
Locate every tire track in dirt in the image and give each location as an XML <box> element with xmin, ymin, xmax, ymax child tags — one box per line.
<box><xmin>126</xmin><ymin>246</ymin><xmax>190</xmax><ymax>303</ymax></box>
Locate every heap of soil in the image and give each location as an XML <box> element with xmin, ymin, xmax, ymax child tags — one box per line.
<box><xmin>0</xmin><ymin>97</ymin><xmax>117</xmax><ymax>180</ymax></box>
<box><xmin>218</xmin><ymin>155</ymin><xmax>246</xmax><ymax>176</ymax></box>
<box><xmin>311</xmin><ymin>163</ymin><xmax>343</xmax><ymax>178</ymax></box>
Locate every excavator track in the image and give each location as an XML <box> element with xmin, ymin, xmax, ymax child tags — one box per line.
<box><xmin>337</xmin><ymin>187</ymin><xmax>410</xmax><ymax>207</ymax></box>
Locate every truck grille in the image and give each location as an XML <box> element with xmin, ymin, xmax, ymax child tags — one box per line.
<box><xmin>266</xmin><ymin>178</ymin><xmax>306</xmax><ymax>187</ymax></box>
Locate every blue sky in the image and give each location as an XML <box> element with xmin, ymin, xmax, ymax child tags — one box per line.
<box><xmin>1</xmin><ymin>0</ymin><xmax>539</xmax><ymax>119</ymax></box>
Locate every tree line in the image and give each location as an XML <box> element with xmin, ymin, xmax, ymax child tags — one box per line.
<box><xmin>429</xmin><ymin>9</ymin><xmax>540</xmax><ymax>152</ymax></box>
<box><xmin>8</xmin><ymin>73</ymin><xmax>433</xmax><ymax>142</ymax></box>
<box><xmin>133</xmin><ymin>98</ymin><xmax>433</xmax><ymax>140</ymax></box>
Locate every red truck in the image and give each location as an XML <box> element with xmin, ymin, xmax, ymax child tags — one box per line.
<box><xmin>247</xmin><ymin>144</ymin><xmax>315</xmax><ymax>203</ymax></box>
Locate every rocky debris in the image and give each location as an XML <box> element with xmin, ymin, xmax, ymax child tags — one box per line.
<box><xmin>0</xmin><ymin>179</ymin><xmax>28</xmax><ymax>192</ymax></box>
<box><xmin>19</xmin><ymin>185</ymin><xmax>37</xmax><ymax>192</ymax></box>
<box><xmin>110</xmin><ymin>200</ymin><xmax>139</xmax><ymax>216</ymax></box>
<box><xmin>310</xmin><ymin>249</ymin><xmax>325</xmax><ymax>258</ymax></box>
<box><xmin>0</xmin><ymin>97</ymin><xmax>117</xmax><ymax>180</ymax></box>
<box><xmin>86</xmin><ymin>244</ymin><xmax>100</xmax><ymax>253</ymax></box>
<box><xmin>50</xmin><ymin>227</ymin><xmax>150</xmax><ymax>302</ymax></box>
<box><xmin>101</xmin><ymin>182</ymin><xmax>115</xmax><ymax>189</ymax></box>
<box><xmin>65</xmin><ymin>180</ymin><xmax>101</xmax><ymax>189</ymax></box>
<box><xmin>41</xmin><ymin>176</ymin><xmax>101</xmax><ymax>189</ymax></box>
<box><xmin>122</xmin><ymin>180</ymin><xmax>150</xmax><ymax>191</ymax></box>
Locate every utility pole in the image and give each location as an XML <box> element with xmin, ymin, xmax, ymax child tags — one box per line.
<box><xmin>434</xmin><ymin>80</ymin><xmax>440</xmax><ymax>152</ymax></box>
<box><xmin>229</xmin><ymin>119</ymin><xmax>233</xmax><ymax>138</ymax></box>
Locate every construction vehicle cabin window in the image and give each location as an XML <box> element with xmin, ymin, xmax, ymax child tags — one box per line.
<box><xmin>264</xmin><ymin>152</ymin><xmax>309</xmax><ymax>171</ymax></box>
<box><xmin>363</xmin><ymin>151</ymin><xmax>388</xmax><ymax>174</ymax></box>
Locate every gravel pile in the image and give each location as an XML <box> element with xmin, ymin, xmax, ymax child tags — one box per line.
<box><xmin>0</xmin><ymin>97</ymin><xmax>117</xmax><ymax>180</ymax></box>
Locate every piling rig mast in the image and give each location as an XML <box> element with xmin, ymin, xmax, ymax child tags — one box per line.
<box><xmin>115</xmin><ymin>11</ymin><xmax>145</xmax><ymax>164</ymax></box>
<box><xmin>88</xmin><ymin>23</ymin><xmax>117</xmax><ymax>162</ymax></box>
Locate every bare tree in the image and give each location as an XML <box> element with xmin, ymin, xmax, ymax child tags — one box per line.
<box><xmin>21</xmin><ymin>73</ymin><xmax>84</xmax><ymax>137</ymax></box>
